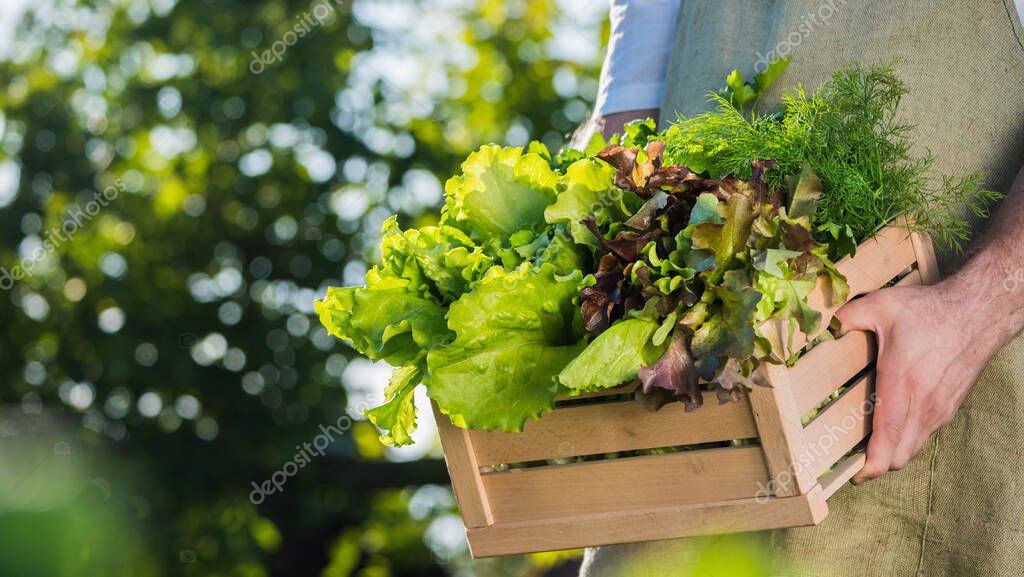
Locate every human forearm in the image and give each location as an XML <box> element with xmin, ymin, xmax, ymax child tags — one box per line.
<box><xmin>943</xmin><ymin>166</ymin><xmax>1024</xmax><ymax>353</ymax></box>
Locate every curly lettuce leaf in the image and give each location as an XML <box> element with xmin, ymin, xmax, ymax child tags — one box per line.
<box><xmin>536</xmin><ymin>226</ymin><xmax>590</xmax><ymax>275</ymax></box>
<box><xmin>755</xmin><ymin>273</ymin><xmax>821</xmax><ymax>335</ymax></box>
<box><xmin>365</xmin><ymin>364</ymin><xmax>422</xmax><ymax>447</ymax></box>
<box><xmin>690</xmin><ymin>192</ymin><xmax>755</xmax><ymax>284</ymax></box>
<box><xmin>426</xmin><ymin>264</ymin><xmax>587</xmax><ymax>431</ymax></box>
<box><xmin>753</xmin><ymin>248</ymin><xmax>803</xmax><ymax>279</ymax></box>
<box><xmin>442</xmin><ymin>145</ymin><xmax>558</xmax><ymax>242</ymax></box>
<box><xmin>544</xmin><ymin>157</ymin><xmax>640</xmax><ymax>247</ymax></box>
<box><xmin>688</xmin><ymin>192</ymin><xmax>724</xmax><ymax>227</ymax></box>
<box><xmin>315</xmin><ymin>270</ymin><xmax>451</xmax><ymax>366</ymax></box>
<box><xmin>619</xmin><ymin>118</ymin><xmax>658</xmax><ymax>149</ymax></box>
<box><xmin>691</xmin><ymin>270</ymin><xmax>762</xmax><ymax>380</ymax></box>
<box><xmin>637</xmin><ymin>330</ymin><xmax>702</xmax><ymax>411</ymax></box>
<box><xmin>754</xmin><ymin>56</ymin><xmax>793</xmax><ymax>93</ymax></box>
<box><xmin>558</xmin><ymin>317</ymin><xmax>667</xmax><ymax>392</ymax></box>
<box><xmin>379</xmin><ymin>216</ymin><xmax>493</xmax><ymax>303</ymax></box>
<box><xmin>787</xmin><ymin>164</ymin><xmax>822</xmax><ymax>220</ymax></box>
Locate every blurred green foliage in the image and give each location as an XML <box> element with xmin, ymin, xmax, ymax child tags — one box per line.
<box><xmin>0</xmin><ymin>0</ymin><xmax>603</xmax><ymax>575</ymax></box>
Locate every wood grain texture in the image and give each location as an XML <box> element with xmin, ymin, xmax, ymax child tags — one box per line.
<box><xmin>466</xmin><ymin>488</ymin><xmax>828</xmax><ymax>557</ymax></box>
<box><xmin>432</xmin><ymin>402</ymin><xmax>493</xmax><ymax>527</ymax></box>
<box><xmin>749</xmin><ymin>364</ymin><xmax>818</xmax><ymax>497</ymax></box>
<box><xmin>785</xmin><ymin>244</ymin><xmax>923</xmax><ymax>419</ymax></box>
<box><xmin>790</xmin><ymin>330</ymin><xmax>876</xmax><ymax>417</ymax></box>
<box><xmin>469</xmin><ymin>391</ymin><xmax>757</xmax><ymax>465</ymax></box>
<box><xmin>481</xmin><ymin>446</ymin><xmax>770</xmax><ymax>523</ymax></box>
<box><xmin>836</xmin><ymin>217</ymin><xmax>919</xmax><ymax>300</ymax></box>
<box><xmin>802</xmin><ymin>372</ymin><xmax>874</xmax><ymax>480</ymax></box>
<box><xmin>909</xmin><ymin>230</ymin><xmax>941</xmax><ymax>284</ymax></box>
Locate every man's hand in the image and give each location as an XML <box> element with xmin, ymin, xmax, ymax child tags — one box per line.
<box><xmin>836</xmin><ymin>282</ymin><xmax>1007</xmax><ymax>484</ymax></box>
<box><xmin>837</xmin><ymin>166</ymin><xmax>1024</xmax><ymax>484</ymax></box>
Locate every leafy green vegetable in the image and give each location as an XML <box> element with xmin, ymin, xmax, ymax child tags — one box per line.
<box><xmin>536</xmin><ymin>226</ymin><xmax>590</xmax><ymax>275</ymax></box>
<box><xmin>366</xmin><ymin>364</ymin><xmax>423</xmax><ymax>447</ymax></box>
<box><xmin>426</xmin><ymin>263</ymin><xmax>587</xmax><ymax>431</ymax></box>
<box><xmin>690</xmin><ymin>193</ymin><xmax>755</xmax><ymax>284</ymax></box>
<box><xmin>544</xmin><ymin>157</ymin><xmax>639</xmax><ymax>247</ymax></box>
<box><xmin>378</xmin><ymin>216</ymin><xmax>493</xmax><ymax>302</ymax></box>
<box><xmin>562</xmin><ymin>139</ymin><xmax>850</xmax><ymax>404</ymax></box>
<box><xmin>317</xmin><ymin>63</ymin><xmax>990</xmax><ymax>447</ymax></box>
<box><xmin>315</xmin><ymin>272</ymin><xmax>450</xmax><ymax>367</ymax></box>
<box><xmin>754</xmin><ymin>57</ymin><xmax>793</xmax><ymax>94</ymax></box>
<box><xmin>442</xmin><ymin>144</ymin><xmax>558</xmax><ymax>242</ymax></box>
<box><xmin>638</xmin><ymin>330</ymin><xmax>702</xmax><ymax>411</ymax></box>
<box><xmin>688</xmin><ymin>193</ymin><xmax>723</xmax><ymax>226</ymax></box>
<box><xmin>691</xmin><ymin>271</ymin><xmax>763</xmax><ymax>380</ymax></box>
<box><xmin>317</xmin><ymin>143</ymin><xmax>590</xmax><ymax>443</ymax></box>
<box><xmin>787</xmin><ymin>164</ymin><xmax>822</xmax><ymax>221</ymax></box>
<box><xmin>721</xmin><ymin>56</ymin><xmax>792</xmax><ymax>109</ymax></box>
<box><xmin>558</xmin><ymin>316</ymin><xmax>666</xmax><ymax>392</ymax></box>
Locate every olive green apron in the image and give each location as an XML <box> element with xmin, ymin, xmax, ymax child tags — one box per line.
<box><xmin>581</xmin><ymin>1</ymin><xmax>1024</xmax><ymax>575</ymax></box>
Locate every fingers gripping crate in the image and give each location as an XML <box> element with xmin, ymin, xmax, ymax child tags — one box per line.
<box><xmin>433</xmin><ymin>217</ymin><xmax>940</xmax><ymax>558</ymax></box>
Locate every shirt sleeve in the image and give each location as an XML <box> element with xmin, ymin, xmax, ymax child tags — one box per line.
<box><xmin>593</xmin><ymin>0</ymin><xmax>682</xmax><ymax>116</ymax></box>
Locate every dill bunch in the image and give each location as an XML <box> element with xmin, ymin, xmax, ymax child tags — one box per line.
<box><xmin>661</xmin><ymin>63</ymin><xmax>1001</xmax><ymax>254</ymax></box>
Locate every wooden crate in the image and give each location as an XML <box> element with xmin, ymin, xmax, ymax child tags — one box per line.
<box><xmin>434</xmin><ymin>218</ymin><xmax>940</xmax><ymax>558</ymax></box>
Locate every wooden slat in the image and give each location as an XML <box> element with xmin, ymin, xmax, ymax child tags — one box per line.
<box><xmin>466</xmin><ymin>487</ymin><xmax>829</xmax><ymax>557</ymax></box>
<box><xmin>432</xmin><ymin>402</ymin><xmax>494</xmax><ymax>527</ymax></box>
<box><xmin>790</xmin><ymin>331</ymin><xmax>876</xmax><ymax>417</ymax></box>
<box><xmin>835</xmin><ymin>217</ymin><xmax>919</xmax><ymax>300</ymax></box>
<box><xmin>802</xmin><ymin>372</ymin><xmax>874</xmax><ymax>480</ymax></box>
<box><xmin>910</xmin><ymin>230</ymin><xmax>941</xmax><ymax>284</ymax></box>
<box><xmin>820</xmin><ymin>452</ymin><xmax>867</xmax><ymax>499</ymax></box>
<box><xmin>749</xmin><ymin>364</ymin><xmax>818</xmax><ymax>497</ymax></box>
<box><xmin>894</xmin><ymin>266</ymin><xmax>924</xmax><ymax>287</ymax></box>
<box><xmin>481</xmin><ymin>446</ymin><xmax>770</xmax><ymax>524</ymax></box>
<box><xmin>469</xmin><ymin>391</ymin><xmax>757</xmax><ymax>466</ymax></box>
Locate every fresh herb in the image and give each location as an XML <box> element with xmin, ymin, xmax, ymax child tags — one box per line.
<box><xmin>662</xmin><ymin>63</ymin><xmax>1000</xmax><ymax>255</ymax></box>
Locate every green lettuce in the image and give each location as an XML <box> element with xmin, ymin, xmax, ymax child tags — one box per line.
<box><xmin>378</xmin><ymin>216</ymin><xmax>494</xmax><ymax>303</ymax></box>
<box><xmin>426</xmin><ymin>263</ymin><xmax>587</xmax><ymax>431</ymax></box>
<box><xmin>441</xmin><ymin>145</ymin><xmax>557</xmax><ymax>242</ymax></box>
<box><xmin>690</xmin><ymin>192</ymin><xmax>755</xmax><ymax>284</ymax></box>
<box><xmin>315</xmin><ymin>270</ymin><xmax>450</xmax><ymax>367</ymax></box>
<box><xmin>691</xmin><ymin>270</ymin><xmax>763</xmax><ymax>380</ymax></box>
<box><xmin>544</xmin><ymin>157</ymin><xmax>640</xmax><ymax>247</ymax></box>
<box><xmin>365</xmin><ymin>364</ymin><xmax>422</xmax><ymax>447</ymax></box>
<box><xmin>558</xmin><ymin>316</ymin><xmax>667</xmax><ymax>392</ymax></box>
